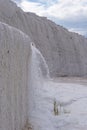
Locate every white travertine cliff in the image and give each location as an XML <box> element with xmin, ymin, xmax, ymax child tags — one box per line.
<box><xmin>0</xmin><ymin>22</ymin><xmax>31</xmax><ymax>130</ymax></box>
<box><xmin>0</xmin><ymin>0</ymin><xmax>87</xmax><ymax>77</ymax></box>
<box><xmin>1</xmin><ymin>1</ymin><xmax>87</xmax><ymax>130</ymax></box>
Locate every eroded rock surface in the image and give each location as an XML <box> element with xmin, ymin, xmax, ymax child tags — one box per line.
<box><xmin>0</xmin><ymin>22</ymin><xmax>31</xmax><ymax>130</ymax></box>
<box><xmin>0</xmin><ymin>0</ymin><xmax>87</xmax><ymax>77</ymax></box>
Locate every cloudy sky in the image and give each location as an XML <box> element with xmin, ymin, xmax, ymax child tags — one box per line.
<box><xmin>14</xmin><ymin>0</ymin><xmax>87</xmax><ymax>37</ymax></box>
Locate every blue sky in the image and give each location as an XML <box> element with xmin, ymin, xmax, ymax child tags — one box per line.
<box><xmin>14</xmin><ymin>0</ymin><xmax>87</xmax><ymax>37</ymax></box>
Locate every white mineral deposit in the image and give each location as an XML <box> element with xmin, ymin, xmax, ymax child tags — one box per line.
<box><xmin>0</xmin><ymin>0</ymin><xmax>87</xmax><ymax>130</ymax></box>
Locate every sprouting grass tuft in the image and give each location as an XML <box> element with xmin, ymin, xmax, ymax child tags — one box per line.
<box><xmin>54</xmin><ymin>99</ymin><xmax>59</xmax><ymax>115</ymax></box>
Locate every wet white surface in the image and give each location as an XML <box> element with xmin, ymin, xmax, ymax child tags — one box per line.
<box><xmin>28</xmin><ymin>45</ymin><xmax>87</xmax><ymax>130</ymax></box>
<box><xmin>29</xmin><ymin>78</ymin><xmax>87</xmax><ymax>130</ymax></box>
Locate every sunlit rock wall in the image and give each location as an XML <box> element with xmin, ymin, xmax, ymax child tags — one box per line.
<box><xmin>1</xmin><ymin>0</ymin><xmax>87</xmax><ymax>77</ymax></box>
<box><xmin>0</xmin><ymin>22</ymin><xmax>31</xmax><ymax>130</ymax></box>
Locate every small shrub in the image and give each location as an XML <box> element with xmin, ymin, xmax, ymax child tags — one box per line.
<box><xmin>54</xmin><ymin>99</ymin><xmax>59</xmax><ymax>115</ymax></box>
<box><xmin>22</xmin><ymin>120</ymin><xmax>32</xmax><ymax>130</ymax></box>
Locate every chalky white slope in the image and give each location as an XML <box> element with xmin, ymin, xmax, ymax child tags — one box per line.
<box><xmin>0</xmin><ymin>22</ymin><xmax>31</xmax><ymax>130</ymax></box>
<box><xmin>0</xmin><ymin>21</ymin><xmax>87</xmax><ymax>130</ymax></box>
<box><xmin>1</xmin><ymin>1</ymin><xmax>87</xmax><ymax>130</ymax></box>
<box><xmin>28</xmin><ymin>44</ymin><xmax>87</xmax><ymax>130</ymax></box>
<box><xmin>29</xmin><ymin>79</ymin><xmax>87</xmax><ymax>130</ymax></box>
<box><xmin>1</xmin><ymin>0</ymin><xmax>87</xmax><ymax>77</ymax></box>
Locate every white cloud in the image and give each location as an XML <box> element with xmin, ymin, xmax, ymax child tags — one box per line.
<box><xmin>15</xmin><ymin>0</ymin><xmax>87</xmax><ymax>36</ymax></box>
<box><xmin>17</xmin><ymin>0</ymin><xmax>87</xmax><ymax>21</ymax></box>
<box><xmin>69</xmin><ymin>28</ymin><xmax>87</xmax><ymax>36</ymax></box>
<box><xmin>46</xmin><ymin>0</ymin><xmax>87</xmax><ymax>22</ymax></box>
<box><xmin>18</xmin><ymin>0</ymin><xmax>46</xmax><ymax>16</ymax></box>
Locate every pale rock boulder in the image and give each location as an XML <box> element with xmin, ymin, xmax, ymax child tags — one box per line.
<box><xmin>0</xmin><ymin>22</ymin><xmax>31</xmax><ymax>130</ymax></box>
<box><xmin>0</xmin><ymin>0</ymin><xmax>87</xmax><ymax>77</ymax></box>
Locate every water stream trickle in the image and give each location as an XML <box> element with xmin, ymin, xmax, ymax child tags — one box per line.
<box><xmin>28</xmin><ymin>42</ymin><xmax>50</xmax><ymax>127</ymax></box>
<box><xmin>28</xmin><ymin>42</ymin><xmax>87</xmax><ymax>130</ymax></box>
<box><xmin>30</xmin><ymin>42</ymin><xmax>49</xmax><ymax>79</ymax></box>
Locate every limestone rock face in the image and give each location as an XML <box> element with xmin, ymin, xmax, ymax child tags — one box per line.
<box><xmin>0</xmin><ymin>22</ymin><xmax>31</xmax><ymax>130</ymax></box>
<box><xmin>0</xmin><ymin>0</ymin><xmax>87</xmax><ymax>77</ymax></box>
